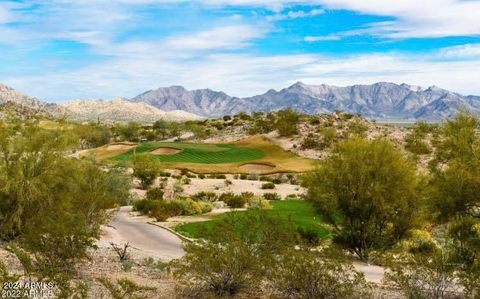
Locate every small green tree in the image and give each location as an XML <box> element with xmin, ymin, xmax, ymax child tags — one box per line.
<box><xmin>275</xmin><ymin>108</ymin><xmax>300</xmax><ymax>137</ymax></box>
<box><xmin>304</xmin><ymin>137</ymin><xmax>422</xmax><ymax>261</ymax></box>
<box><xmin>428</xmin><ymin>111</ymin><xmax>480</xmax><ymax>296</ymax></box>
<box><xmin>132</xmin><ymin>155</ymin><xmax>162</xmax><ymax>189</ymax></box>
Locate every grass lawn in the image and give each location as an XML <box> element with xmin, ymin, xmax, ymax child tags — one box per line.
<box><xmin>110</xmin><ymin>142</ymin><xmax>264</xmax><ymax>164</ymax></box>
<box><xmin>88</xmin><ymin>136</ymin><xmax>315</xmax><ymax>173</ymax></box>
<box><xmin>173</xmin><ymin>200</ymin><xmax>330</xmax><ymax>240</ymax></box>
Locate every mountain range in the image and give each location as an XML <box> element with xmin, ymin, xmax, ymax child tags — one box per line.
<box><xmin>2</xmin><ymin>82</ymin><xmax>480</xmax><ymax>122</ymax></box>
<box><xmin>131</xmin><ymin>82</ymin><xmax>480</xmax><ymax>120</ymax></box>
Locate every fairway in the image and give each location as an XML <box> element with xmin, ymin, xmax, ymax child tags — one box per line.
<box><xmin>174</xmin><ymin>200</ymin><xmax>330</xmax><ymax>240</ymax></box>
<box><xmin>89</xmin><ymin>136</ymin><xmax>315</xmax><ymax>173</ymax></box>
<box><xmin>111</xmin><ymin>142</ymin><xmax>264</xmax><ymax>164</ymax></box>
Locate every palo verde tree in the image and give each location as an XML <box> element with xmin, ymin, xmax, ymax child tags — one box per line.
<box><xmin>131</xmin><ymin>154</ymin><xmax>162</xmax><ymax>189</ymax></box>
<box><xmin>0</xmin><ymin>118</ymin><xmax>128</xmax><ymax>296</ymax></box>
<box><xmin>429</xmin><ymin>111</ymin><xmax>480</xmax><ymax>296</ymax></box>
<box><xmin>274</xmin><ymin>108</ymin><xmax>300</xmax><ymax>137</ymax></box>
<box><xmin>304</xmin><ymin>136</ymin><xmax>423</xmax><ymax>261</ymax></box>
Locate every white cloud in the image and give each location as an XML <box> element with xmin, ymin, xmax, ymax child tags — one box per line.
<box><xmin>437</xmin><ymin>43</ymin><xmax>480</xmax><ymax>59</ymax></box>
<box><xmin>269</xmin><ymin>8</ymin><xmax>325</xmax><ymax>20</ymax></box>
<box><xmin>304</xmin><ymin>34</ymin><xmax>341</xmax><ymax>42</ymax></box>
<box><xmin>162</xmin><ymin>25</ymin><xmax>266</xmax><ymax>50</ymax></box>
<box><xmin>315</xmin><ymin>0</ymin><xmax>480</xmax><ymax>38</ymax></box>
<box><xmin>5</xmin><ymin>44</ymin><xmax>480</xmax><ymax>102</ymax></box>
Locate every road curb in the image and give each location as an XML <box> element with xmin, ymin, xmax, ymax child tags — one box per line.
<box><xmin>147</xmin><ymin>221</ymin><xmax>194</xmax><ymax>243</ymax></box>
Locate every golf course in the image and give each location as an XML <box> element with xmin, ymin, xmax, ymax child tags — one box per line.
<box><xmin>86</xmin><ymin>136</ymin><xmax>315</xmax><ymax>173</ymax></box>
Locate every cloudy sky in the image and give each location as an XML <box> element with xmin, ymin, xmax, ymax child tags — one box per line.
<box><xmin>1</xmin><ymin>0</ymin><xmax>480</xmax><ymax>102</ymax></box>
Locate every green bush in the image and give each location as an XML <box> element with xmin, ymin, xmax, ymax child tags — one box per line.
<box><xmin>247</xmin><ymin>173</ymin><xmax>258</xmax><ymax>181</ymax></box>
<box><xmin>191</xmin><ymin>191</ymin><xmax>218</xmax><ymax>202</ymax></box>
<box><xmin>198</xmin><ymin>174</ymin><xmax>205</xmax><ymax>179</ymax></box>
<box><xmin>146</xmin><ymin>187</ymin><xmax>164</xmax><ymax>200</ymax></box>
<box><xmin>248</xmin><ymin>197</ymin><xmax>272</xmax><ymax>210</ymax></box>
<box><xmin>239</xmin><ymin>174</ymin><xmax>248</xmax><ymax>180</ymax></box>
<box><xmin>224</xmin><ymin>195</ymin><xmax>246</xmax><ymax>208</ymax></box>
<box><xmin>261</xmin><ymin>182</ymin><xmax>275</xmax><ymax>189</ymax></box>
<box><xmin>263</xmin><ymin>193</ymin><xmax>281</xmax><ymax>201</ymax></box>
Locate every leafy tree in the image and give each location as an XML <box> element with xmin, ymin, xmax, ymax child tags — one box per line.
<box><xmin>304</xmin><ymin>137</ymin><xmax>422</xmax><ymax>261</ymax></box>
<box><xmin>115</xmin><ymin>121</ymin><xmax>141</xmax><ymax>141</ymax></box>
<box><xmin>428</xmin><ymin>111</ymin><xmax>480</xmax><ymax>296</ymax></box>
<box><xmin>405</xmin><ymin>121</ymin><xmax>434</xmax><ymax>155</ymax></box>
<box><xmin>275</xmin><ymin>108</ymin><xmax>300</xmax><ymax>137</ymax></box>
<box><xmin>0</xmin><ymin>118</ymin><xmax>124</xmax><ymax>296</ymax></box>
<box><xmin>131</xmin><ymin>155</ymin><xmax>162</xmax><ymax>189</ymax></box>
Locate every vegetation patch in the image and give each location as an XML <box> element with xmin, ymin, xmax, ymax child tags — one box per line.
<box><xmin>174</xmin><ymin>200</ymin><xmax>330</xmax><ymax>240</ymax></box>
<box><xmin>111</xmin><ymin>142</ymin><xmax>264</xmax><ymax>164</ymax></box>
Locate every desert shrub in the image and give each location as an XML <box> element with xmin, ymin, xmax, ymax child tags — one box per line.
<box><xmin>215</xmin><ymin>174</ymin><xmax>227</xmax><ymax>179</ymax></box>
<box><xmin>224</xmin><ymin>195</ymin><xmax>247</xmax><ymax>208</ymax></box>
<box><xmin>223</xmin><ymin>115</ymin><xmax>232</xmax><ymax>121</ymax></box>
<box><xmin>384</xmin><ymin>247</ymin><xmax>460</xmax><ymax>299</ymax></box>
<box><xmin>224</xmin><ymin>179</ymin><xmax>232</xmax><ymax>186</ymax></box>
<box><xmin>198</xmin><ymin>174</ymin><xmax>205</xmax><ymax>179</ymax></box>
<box><xmin>97</xmin><ymin>277</ymin><xmax>156</xmax><ymax>299</ymax></box>
<box><xmin>247</xmin><ymin>173</ymin><xmax>259</xmax><ymax>180</ymax></box>
<box><xmin>132</xmin><ymin>199</ymin><xmax>158</xmax><ymax>215</ymax></box>
<box><xmin>174</xmin><ymin>198</ymin><xmax>203</xmax><ymax>216</ymax></box>
<box><xmin>185</xmin><ymin>173</ymin><xmax>197</xmax><ymax>178</ymax></box>
<box><xmin>172</xmin><ymin>212</ymin><xmax>298</xmax><ymax>297</ymax></box>
<box><xmin>197</xmin><ymin>201</ymin><xmax>213</xmax><ymax>214</ymax></box>
<box><xmin>191</xmin><ymin>191</ymin><xmax>218</xmax><ymax>202</ymax></box>
<box><xmin>285</xmin><ymin>194</ymin><xmax>299</xmax><ymax>200</ymax></box>
<box><xmin>301</xmin><ymin>136</ymin><xmax>321</xmax><ymax>149</ymax></box>
<box><xmin>239</xmin><ymin>174</ymin><xmax>248</xmax><ymax>180</ymax></box>
<box><xmin>263</xmin><ymin>193</ymin><xmax>281</xmax><ymax>201</ymax></box>
<box><xmin>348</xmin><ymin>120</ymin><xmax>368</xmax><ymax>136</ymax></box>
<box><xmin>272</xmin><ymin>177</ymin><xmax>283</xmax><ymax>184</ymax></box>
<box><xmin>259</xmin><ymin>176</ymin><xmax>272</xmax><ymax>182</ymax></box>
<box><xmin>240</xmin><ymin>192</ymin><xmax>255</xmax><ymax>201</ymax></box>
<box><xmin>159</xmin><ymin>171</ymin><xmax>171</xmax><ymax>177</ymax></box>
<box><xmin>261</xmin><ymin>182</ymin><xmax>275</xmax><ymax>189</ymax></box>
<box><xmin>248</xmin><ymin>197</ymin><xmax>272</xmax><ymax>210</ymax></box>
<box><xmin>297</xmin><ymin>227</ymin><xmax>321</xmax><ymax>246</ymax></box>
<box><xmin>150</xmin><ymin>201</ymin><xmax>183</xmax><ymax>221</ymax></box>
<box><xmin>145</xmin><ymin>187</ymin><xmax>164</xmax><ymax>200</ymax></box>
<box><xmin>233</xmin><ymin>174</ymin><xmax>239</xmax><ymax>179</ymax></box>
<box><xmin>269</xmin><ymin>249</ymin><xmax>371</xmax><ymax>299</ymax></box>
<box><xmin>183</xmin><ymin>178</ymin><xmax>191</xmax><ymax>185</ymax></box>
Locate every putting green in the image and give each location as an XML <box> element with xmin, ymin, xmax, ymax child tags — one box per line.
<box><xmin>110</xmin><ymin>142</ymin><xmax>264</xmax><ymax>164</ymax></box>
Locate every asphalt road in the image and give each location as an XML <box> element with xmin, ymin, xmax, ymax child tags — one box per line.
<box><xmin>109</xmin><ymin>206</ymin><xmax>184</xmax><ymax>260</ymax></box>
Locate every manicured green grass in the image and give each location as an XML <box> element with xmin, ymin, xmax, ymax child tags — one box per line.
<box><xmin>110</xmin><ymin>142</ymin><xmax>264</xmax><ymax>164</ymax></box>
<box><xmin>174</xmin><ymin>200</ymin><xmax>330</xmax><ymax>240</ymax></box>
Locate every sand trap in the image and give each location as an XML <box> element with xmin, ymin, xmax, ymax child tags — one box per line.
<box><xmin>240</xmin><ymin>163</ymin><xmax>275</xmax><ymax>171</ymax></box>
<box><xmin>150</xmin><ymin>147</ymin><xmax>182</xmax><ymax>155</ymax></box>
<box><xmin>105</xmin><ymin>144</ymin><xmax>136</xmax><ymax>151</ymax></box>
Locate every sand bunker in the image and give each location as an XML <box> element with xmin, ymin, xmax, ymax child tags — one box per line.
<box><xmin>105</xmin><ymin>144</ymin><xmax>136</xmax><ymax>151</ymax></box>
<box><xmin>240</xmin><ymin>163</ymin><xmax>275</xmax><ymax>172</ymax></box>
<box><xmin>150</xmin><ymin>147</ymin><xmax>182</xmax><ymax>155</ymax></box>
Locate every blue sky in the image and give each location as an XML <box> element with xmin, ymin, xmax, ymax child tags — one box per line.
<box><xmin>1</xmin><ymin>0</ymin><xmax>480</xmax><ymax>101</ymax></box>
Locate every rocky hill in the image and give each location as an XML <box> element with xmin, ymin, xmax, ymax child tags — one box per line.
<box><xmin>131</xmin><ymin>82</ymin><xmax>480</xmax><ymax>120</ymax></box>
<box><xmin>0</xmin><ymin>83</ymin><xmax>202</xmax><ymax>123</ymax></box>
<box><xmin>59</xmin><ymin>98</ymin><xmax>203</xmax><ymax>123</ymax></box>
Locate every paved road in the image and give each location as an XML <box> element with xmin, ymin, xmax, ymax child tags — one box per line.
<box><xmin>108</xmin><ymin>206</ymin><xmax>384</xmax><ymax>282</ymax></box>
<box><xmin>108</xmin><ymin>206</ymin><xmax>184</xmax><ymax>260</ymax></box>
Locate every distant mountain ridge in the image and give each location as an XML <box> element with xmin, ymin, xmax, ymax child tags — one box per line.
<box><xmin>131</xmin><ymin>82</ymin><xmax>480</xmax><ymax>120</ymax></box>
<box><xmin>0</xmin><ymin>83</ymin><xmax>202</xmax><ymax>123</ymax></box>
<box><xmin>59</xmin><ymin>98</ymin><xmax>203</xmax><ymax>123</ymax></box>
